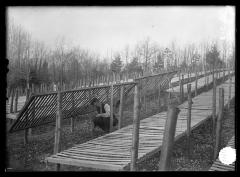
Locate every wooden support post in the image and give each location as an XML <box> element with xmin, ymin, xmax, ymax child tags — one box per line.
<box><xmin>158</xmin><ymin>81</ymin><xmax>162</xmax><ymax>112</ymax></box>
<box><xmin>182</xmin><ymin>74</ymin><xmax>184</xmax><ymax>92</ymax></box>
<box><xmin>24</xmin><ymin>89</ymin><xmax>31</xmax><ymax>145</ymax></box>
<box><xmin>187</xmin><ymin>84</ymin><xmax>192</xmax><ymax>158</ymax></box>
<box><xmin>14</xmin><ymin>88</ymin><xmax>18</xmax><ymax>113</ymax></box>
<box><xmin>206</xmin><ymin>74</ymin><xmax>209</xmax><ymax>90</ymax></box>
<box><xmin>10</xmin><ymin>89</ymin><xmax>14</xmax><ymax>113</ymax></box>
<box><xmin>223</xmin><ymin>68</ymin><xmax>225</xmax><ymax>79</ymax></box>
<box><xmin>130</xmin><ymin>84</ymin><xmax>140</xmax><ymax>171</ymax></box>
<box><xmin>54</xmin><ymin>91</ymin><xmax>63</xmax><ymax>171</ymax></box>
<box><xmin>189</xmin><ymin>68</ymin><xmax>191</xmax><ymax>81</ymax></box>
<box><xmin>214</xmin><ymin>88</ymin><xmax>224</xmax><ymax>160</ymax></box>
<box><xmin>26</xmin><ymin>88</ymin><xmax>30</xmax><ymax>103</ymax></box>
<box><xmin>228</xmin><ymin>74</ymin><xmax>232</xmax><ymax>109</ymax></box>
<box><xmin>31</xmin><ymin>96</ymin><xmax>35</xmax><ymax>135</ymax></box>
<box><xmin>118</xmin><ymin>86</ymin><xmax>124</xmax><ymax>129</ymax></box>
<box><xmin>84</xmin><ymin>77</ymin><xmax>87</xmax><ymax>88</ymax></box>
<box><xmin>181</xmin><ymin>74</ymin><xmax>184</xmax><ymax>103</ymax></box>
<box><xmin>109</xmin><ymin>74</ymin><xmax>114</xmax><ymax>132</ymax></box>
<box><xmin>78</xmin><ymin>79</ymin><xmax>81</xmax><ymax>88</ymax></box>
<box><xmin>178</xmin><ymin>71</ymin><xmax>181</xmax><ymax>88</ymax></box>
<box><xmin>179</xmin><ymin>75</ymin><xmax>183</xmax><ymax>103</ymax></box>
<box><xmin>41</xmin><ymin>84</ymin><xmax>43</xmax><ymax>93</ymax></box>
<box><xmin>204</xmin><ymin>65</ymin><xmax>207</xmax><ymax>87</ymax></box>
<box><xmin>97</xmin><ymin>76</ymin><xmax>99</xmax><ymax>85</ymax></box>
<box><xmin>159</xmin><ymin>106</ymin><xmax>180</xmax><ymax>171</ymax></box>
<box><xmin>212</xmin><ymin>74</ymin><xmax>217</xmax><ymax>131</ymax></box>
<box><xmin>71</xmin><ymin>92</ymin><xmax>75</xmax><ymax>133</ymax></box>
<box><xmin>24</xmin><ymin>128</ymin><xmax>29</xmax><ymax>145</ymax></box>
<box><xmin>195</xmin><ymin>71</ymin><xmax>198</xmax><ymax>97</ymax></box>
<box><xmin>144</xmin><ymin>79</ymin><xmax>147</xmax><ymax>111</ymax></box>
<box><xmin>7</xmin><ymin>88</ymin><xmax>10</xmax><ymax>102</ymax></box>
<box><xmin>107</xmin><ymin>74</ymin><xmax>110</xmax><ymax>85</ymax></box>
<box><xmin>168</xmin><ymin>78</ymin><xmax>171</xmax><ymax>102</ymax></box>
<box><xmin>32</xmin><ymin>84</ymin><xmax>34</xmax><ymax>94</ymax></box>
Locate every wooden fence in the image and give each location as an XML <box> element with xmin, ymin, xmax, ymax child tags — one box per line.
<box><xmin>9</xmin><ymin>82</ymin><xmax>136</xmax><ymax>133</ymax></box>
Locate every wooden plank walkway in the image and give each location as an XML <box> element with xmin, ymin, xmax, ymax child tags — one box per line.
<box><xmin>46</xmin><ymin>77</ymin><xmax>235</xmax><ymax>171</ymax></box>
<box><xmin>167</xmin><ymin>71</ymin><xmax>230</xmax><ymax>93</ymax></box>
<box><xmin>209</xmin><ymin>136</ymin><xmax>235</xmax><ymax>171</ymax></box>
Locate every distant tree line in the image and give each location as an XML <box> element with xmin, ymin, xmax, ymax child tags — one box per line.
<box><xmin>7</xmin><ymin>20</ymin><xmax>235</xmax><ymax>91</ymax></box>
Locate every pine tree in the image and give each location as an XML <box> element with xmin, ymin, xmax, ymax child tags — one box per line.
<box><xmin>206</xmin><ymin>44</ymin><xmax>221</xmax><ymax>68</ymax></box>
<box><xmin>110</xmin><ymin>54</ymin><xmax>122</xmax><ymax>73</ymax></box>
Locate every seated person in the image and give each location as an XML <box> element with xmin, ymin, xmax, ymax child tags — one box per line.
<box><xmin>90</xmin><ymin>97</ymin><xmax>118</xmax><ymax>132</ymax></box>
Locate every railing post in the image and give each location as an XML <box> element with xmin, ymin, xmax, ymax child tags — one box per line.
<box><xmin>187</xmin><ymin>84</ymin><xmax>192</xmax><ymax>158</ymax></box>
<box><xmin>207</xmin><ymin>74</ymin><xmax>209</xmax><ymax>90</ymax></box>
<box><xmin>223</xmin><ymin>68</ymin><xmax>225</xmax><ymax>79</ymax></box>
<box><xmin>144</xmin><ymin>79</ymin><xmax>147</xmax><ymax>111</ymax></box>
<box><xmin>24</xmin><ymin>88</ymin><xmax>31</xmax><ymax>145</ymax></box>
<box><xmin>181</xmin><ymin>74</ymin><xmax>184</xmax><ymax>98</ymax></box>
<box><xmin>71</xmin><ymin>92</ymin><xmax>75</xmax><ymax>133</ymax></box>
<box><xmin>212</xmin><ymin>69</ymin><xmax>216</xmax><ymax>132</ymax></box>
<box><xmin>228</xmin><ymin>73</ymin><xmax>232</xmax><ymax>109</ymax></box>
<box><xmin>54</xmin><ymin>91</ymin><xmax>63</xmax><ymax>171</ymax></box>
<box><xmin>178</xmin><ymin>70</ymin><xmax>181</xmax><ymax>89</ymax></box>
<box><xmin>130</xmin><ymin>84</ymin><xmax>140</xmax><ymax>171</ymax></box>
<box><xmin>84</xmin><ymin>77</ymin><xmax>87</xmax><ymax>88</ymax></box>
<box><xmin>179</xmin><ymin>74</ymin><xmax>184</xmax><ymax>103</ymax></box>
<box><xmin>14</xmin><ymin>88</ymin><xmax>19</xmax><ymax>113</ymax></box>
<box><xmin>10</xmin><ymin>89</ymin><xmax>15</xmax><ymax>113</ymax></box>
<box><xmin>159</xmin><ymin>106</ymin><xmax>180</xmax><ymax>171</ymax></box>
<box><xmin>168</xmin><ymin>78</ymin><xmax>171</xmax><ymax>102</ymax></box>
<box><xmin>158</xmin><ymin>81</ymin><xmax>162</xmax><ymax>112</ymax></box>
<box><xmin>195</xmin><ymin>71</ymin><xmax>198</xmax><ymax>97</ymax></box>
<box><xmin>109</xmin><ymin>73</ymin><xmax>114</xmax><ymax>132</ymax></box>
<box><xmin>214</xmin><ymin>88</ymin><xmax>224</xmax><ymax>160</ymax></box>
<box><xmin>118</xmin><ymin>85</ymin><xmax>124</xmax><ymax>129</ymax></box>
<box><xmin>7</xmin><ymin>87</ymin><xmax>10</xmax><ymax>103</ymax></box>
<box><xmin>204</xmin><ymin>65</ymin><xmax>207</xmax><ymax>88</ymax></box>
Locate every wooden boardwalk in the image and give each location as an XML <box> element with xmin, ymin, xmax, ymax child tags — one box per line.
<box><xmin>167</xmin><ymin>70</ymin><xmax>232</xmax><ymax>93</ymax></box>
<box><xmin>209</xmin><ymin>136</ymin><xmax>235</xmax><ymax>171</ymax></box>
<box><xmin>46</xmin><ymin>77</ymin><xmax>235</xmax><ymax>171</ymax></box>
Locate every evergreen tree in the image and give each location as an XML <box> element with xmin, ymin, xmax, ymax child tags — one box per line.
<box><xmin>110</xmin><ymin>54</ymin><xmax>122</xmax><ymax>73</ymax></box>
<box><xmin>206</xmin><ymin>44</ymin><xmax>221</xmax><ymax>69</ymax></box>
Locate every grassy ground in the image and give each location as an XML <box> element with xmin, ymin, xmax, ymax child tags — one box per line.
<box><xmin>6</xmin><ymin>76</ymin><xmax>234</xmax><ymax>171</ymax></box>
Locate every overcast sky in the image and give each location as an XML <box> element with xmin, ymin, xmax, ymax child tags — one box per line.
<box><xmin>7</xmin><ymin>6</ymin><xmax>235</xmax><ymax>58</ymax></box>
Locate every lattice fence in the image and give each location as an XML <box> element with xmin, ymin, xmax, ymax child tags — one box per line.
<box><xmin>9</xmin><ymin>82</ymin><xmax>136</xmax><ymax>133</ymax></box>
